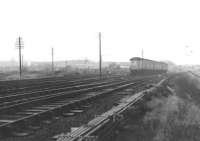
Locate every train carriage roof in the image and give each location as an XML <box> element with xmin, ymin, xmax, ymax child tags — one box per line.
<box><xmin>130</xmin><ymin>57</ymin><xmax>168</xmax><ymax>65</ymax></box>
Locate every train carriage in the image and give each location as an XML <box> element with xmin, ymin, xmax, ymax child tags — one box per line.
<box><xmin>130</xmin><ymin>57</ymin><xmax>168</xmax><ymax>75</ymax></box>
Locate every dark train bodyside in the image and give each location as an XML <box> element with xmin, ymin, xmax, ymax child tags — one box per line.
<box><xmin>129</xmin><ymin>57</ymin><xmax>168</xmax><ymax>75</ymax></box>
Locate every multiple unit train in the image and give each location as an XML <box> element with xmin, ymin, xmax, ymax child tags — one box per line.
<box><xmin>129</xmin><ymin>57</ymin><xmax>168</xmax><ymax>75</ymax></box>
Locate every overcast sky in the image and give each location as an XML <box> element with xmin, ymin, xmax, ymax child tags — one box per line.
<box><xmin>0</xmin><ymin>0</ymin><xmax>200</xmax><ymax>65</ymax></box>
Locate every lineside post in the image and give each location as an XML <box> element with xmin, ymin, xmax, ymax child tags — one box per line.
<box><xmin>141</xmin><ymin>48</ymin><xmax>144</xmax><ymax>73</ymax></box>
<box><xmin>52</xmin><ymin>47</ymin><xmax>54</xmax><ymax>73</ymax></box>
<box><xmin>16</xmin><ymin>37</ymin><xmax>24</xmax><ymax>79</ymax></box>
<box><xmin>99</xmin><ymin>32</ymin><xmax>102</xmax><ymax>78</ymax></box>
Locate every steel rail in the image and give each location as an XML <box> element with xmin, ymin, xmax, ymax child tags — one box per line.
<box><xmin>0</xmin><ymin>76</ymin><xmax>112</xmax><ymax>94</ymax></box>
<box><xmin>0</xmin><ymin>77</ymin><xmax>119</xmax><ymax>101</ymax></box>
<box><xmin>0</xmin><ymin>79</ymin><xmax>126</xmax><ymax>112</ymax></box>
<box><xmin>58</xmin><ymin>78</ymin><xmax>166</xmax><ymax>141</ymax></box>
<box><xmin>0</xmin><ymin>79</ymin><xmax>147</xmax><ymax>132</ymax></box>
<box><xmin>0</xmin><ymin>79</ymin><xmax>119</xmax><ymax>108</ymax></box>
<box><xmin>0</xmin><ymin>75</ymin><xmax>95</xmax><ymax>90</ymax></box>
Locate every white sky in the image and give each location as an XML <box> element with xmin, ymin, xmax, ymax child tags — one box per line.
<box><xmin>0</xmin><ymin>0</ymin><xmax>200</xmax><ymax>65</ymax></box>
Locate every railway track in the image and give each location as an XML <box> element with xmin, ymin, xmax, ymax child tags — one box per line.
<box><xmin>0</xmin><ymin>74</ymin><xmax>97</xmax><ymax>85</ymax></box>
<box><xmin>0</xmin><ymin>75</ymin><xmax>85</xmax><ymax>90</ymax></box>
<box><xmin>0</xmin><ymin>74</ymin><xmax>118</xmax><ymax>93</ymax></box>
<box><xmin>0</xmin><ymin>77</ymin><xmax>151</xmax><ymax>137</ymax></box>
<box><xmin>0</xmin><ymin>76</ymin><xmax>117</xmax><ymax>96</ymax></box>
<box><xmin>57</xmin><ymin>78</ymin><xmax>166</xmax><ymax>141</ymax></box>
<box><xmin>0</xmin><ymin>76</ymin><xmax>107</xmax><ymax>94</ymax></box>
<box><xmin>0</xmin><ymin>79</ymin><xmax>120</xmax><ymax>109</ymax></box>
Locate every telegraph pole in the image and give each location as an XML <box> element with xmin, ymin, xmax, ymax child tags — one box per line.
<box><xmin>142</xmin><ymin>48</ymin><xmax>144</xmax><ymax>59</ymax></box>
<box><xmin>65</xmin><ymin>60</ymin><xmax>68</xmax><ymax>71</ymax></box>
<box><xmin>99</xmin><ymin>32</ymin><xmax>102</xmax><ymax>78</ymax></box>
<box><xmin>52</xmin><ymin>48</ymin><xmax>54</xmax><ymax>73</ymax></box>
<box><xmin>141</xmin><ymin>48</ymin><xmax>144</xmax><ymax>71</ymax></box>
<box><xmin>16</xmin><ymin>37</ymin><xmax>23</xmax><ymax>79</ymax></box>
<box><xmin>22</xmin><ymin>55</ymin><xmax>23</xmax><ymax>71</ymax></box>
